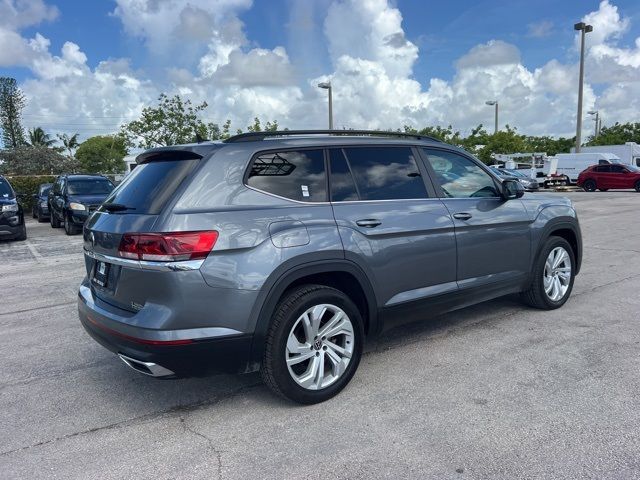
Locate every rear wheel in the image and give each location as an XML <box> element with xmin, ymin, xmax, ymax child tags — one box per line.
<box><xmin>635</xmin><ymin>180</ymin><xmax>640</xmax><ymax>192</ymax></box>
<box><xmin>521</xmin><ymin>237</ymin><xmax>575</xmax><ymax>310</ymax></box>
<box><xmin>583</xmin><ymin>179</ymin><xmax>596</xmax><ymax>192</ymax></box>
<box><xmin>261</xmin><ymin>285</ymin><xmax>364</xmax><ymax>404</ymax></box>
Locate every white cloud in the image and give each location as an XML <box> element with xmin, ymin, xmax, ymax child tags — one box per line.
<box><xmin>0</xmin><ymin>0</ymin><xmax>58</xmax><ymax>29</ymax></box>
<box><xmin>455</xmin><ymin>40</ymin><xmax>521</xmax><ymax>70</ymax></box>
<box><xmin>5</xmin><ymin>0</ymin><xmax>640</xmax><ymax>144</ymax></box>
<box><xmin>527</xmin><ymin>20</ymin><xmax>554</xmax><ymax>38</ymax></box>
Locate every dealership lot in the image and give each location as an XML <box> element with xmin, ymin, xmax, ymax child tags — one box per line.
<box><xmin>1</xmin><ymin>191</ymin><xmax>639</xmax><ymax>479</ymax></box>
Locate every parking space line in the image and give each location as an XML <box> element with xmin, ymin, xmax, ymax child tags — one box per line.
<box><xmin>23</xmin><ymin>240</ymin><xmax>45</xmax><ymax>262</ymax></box>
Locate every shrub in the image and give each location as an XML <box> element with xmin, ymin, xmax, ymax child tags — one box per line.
<box><xmin>6</xmin><ymin>175</ymin><xmax>56</xmax><ymax>212</ymax></box>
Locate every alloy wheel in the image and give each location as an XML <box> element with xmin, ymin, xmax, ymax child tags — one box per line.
<box><xmin>543</xmin><ymin>246</ymin><xmax>572</xmax><ymax>302</ymax></box>
<box><xmin>285</xmin><ymin>303</ymin><xmax>355</xmax><ymax>390</ymax></box>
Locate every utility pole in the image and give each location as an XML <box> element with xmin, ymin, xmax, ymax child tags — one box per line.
<box><xmin>574</xmin><ymin>22</ymin><xmax>593</xmax><ymax>153</ymax></box>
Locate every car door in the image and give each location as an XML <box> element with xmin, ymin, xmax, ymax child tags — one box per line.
<box><xmin>609</xmin><ymin>164</ymin><xmax>630</xmax><ymax>189</ymax></box>
<box><xmin>420</xmin><ymin>147</ymin><xmax>532</xmax><ymax>290</ymax></box>
<box><xmin>50</xmin><ymin>177</ymin><xmax>64</xmax><ymax>219</ymax></box>
<box><xmin>329</xmin><ymin>145</ymin><xmax>457</xmax><ymax>309</ymax></box>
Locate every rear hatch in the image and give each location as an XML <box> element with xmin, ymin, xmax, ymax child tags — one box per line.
<box><xmin>83</xmin><ymin>151</ymin><xmax>205</xmax><ymax>312</ymax></box>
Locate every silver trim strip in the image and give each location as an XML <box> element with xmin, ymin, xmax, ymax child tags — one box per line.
<box><xmin>118</xmin><ymin>354</ymin><xmax>175</xmax><ymax>377</ymax></box>
<box><xmin>84</xmin><ymin>249</ymin><xmax>204</xmax><ymax>272</ymax></box>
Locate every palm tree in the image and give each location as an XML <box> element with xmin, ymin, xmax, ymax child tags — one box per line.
<box><xmin>28</xmin><ymin>127</ymin><xmax>56</xmax><ymax>147</ymax></box>
<box><xmin>57</xmin><ymin>132</ymin><xmax>79</xmax><ymax>157</ymax></box>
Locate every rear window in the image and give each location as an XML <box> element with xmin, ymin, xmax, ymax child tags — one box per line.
<box><xmin>67</xmin><ymin>179</ymin><xmax>114</xmax><ymax>195</ymax></box>
<box><xmin>0</xmin><ymin>178</ymin><xmax>15</xmax><ymax>199</ymax></box>
<box><xmin>103</xmin><ymin>159</ymin><xmax>199</xmax><ymax>214</ymax></box>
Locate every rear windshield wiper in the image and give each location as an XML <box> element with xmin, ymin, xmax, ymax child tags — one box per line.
<box><xmin>100</xmin><ymin>203</ymin><xmax>136</xmax><ymax>212</ymax></box>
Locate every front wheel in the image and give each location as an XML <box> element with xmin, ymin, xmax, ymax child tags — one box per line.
<box><xmin>635</xmin><ymin>180</ymin><xmax>640</xmax><ymax>192</ymax></box>
<box><xmin>583</xmin><ymin>179</ymin><xmax>596</xmax><ymax>192</ymax></box>
<box><xmin>64</xmin><ymin>213</ymin><xmax>79</xmax><ymax>235</ymax></box>
<box><xmin>261</xmin><ymin>285</ymin><xmax>364</xmax><ymax>404</ymax></box>
<box><xmin>50</xmin><ymin>209</ymin><xmax>61</xmax><ymax>228</ymax></box>
<box><xmin>521</xmin><ymin>237</ymin><xmax>575</xmax><ymax>310</ymax></box>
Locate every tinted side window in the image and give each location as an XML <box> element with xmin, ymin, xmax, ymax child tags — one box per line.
<box><xmin>341</xmin><ymin>147</ymin><xmax>427</xmax><ymax>200</ymax></box>
<box><xmin>247</xmin><ymin>150</ymin><xmax>326</xmax><ymax>202</ymax></box>
<box><xmin>329</xmin><ymin>149</ymin><xmax>359</xmax><ymax>201</ymax></box>
<box><xmin>595</xmin><ymin>165</ymin><xmax>610</xmax><ymax>173</ymax></box>
<box><xmin>423</xmin><ymin>149</ymin><xmax>500</xmax><ymax>198</ymax></box>
<box><xmin>610</xmin><ymin>165</ymin><xmax>626</xmax><ymax>173</ymax></box>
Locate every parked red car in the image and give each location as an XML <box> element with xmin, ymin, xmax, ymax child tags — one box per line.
<box><xmin>577</xmin><ymin>164</ymin><xmax>640</xmax><ymax>192</ymax></box>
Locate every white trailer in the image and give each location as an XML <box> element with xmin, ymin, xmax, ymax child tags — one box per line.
<box><xmin>571</xmin><ymin>142</ymin><xmax>640</xmax><ymax>167</ymax></box>
<box><xmin>552</xmin><ymin>152</ymin><xmax>621</xmax><ymax>184</ymax></box>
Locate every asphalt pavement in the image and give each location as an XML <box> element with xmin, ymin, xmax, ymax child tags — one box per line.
<box><xmin>1</xmin><ymin>191</ymin><xmax>639</xmax><ymax>479</ymax></box>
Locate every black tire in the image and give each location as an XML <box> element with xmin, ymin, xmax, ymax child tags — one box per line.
<box><xmin>50</xmin><ymin>208</ymin><xmax>61</xmax><ymax>228</ymax></box>
<box><xmin>261</xmin><ymin>284</ymin><xmax>364</xmax><ymax>404</ymax></box>
<box><xmin>583</xmin><ymin>179</ymin><xmax>596</xmax><ymax>192</ymax></box>
<box><xmin>635</xmin><ymin>180</ymin><xmax>640</xmax><ymax>192</ymax></box>
<box><xmin>521</xmin><ymin>236</ymin><xmax>576</xmax><ymax>310</ymax></box>
<box><xmin>14</xmin><ymin>223</ymin><xmax>27</xmax><ymax>241</ymax></box>
<box><xmin>37</xmin><ymin>211</ymin><xmax>47</xmax><ymax>223</ymax></box>
<box><xmin>64</xmin><ymin>213</ymin><xmax>79</xmax><ymax>235</ymax></box>
<box><xmin>32</xmin><ymin>208</ymin><xmax>37</xmax><ymax>219</ymax></box>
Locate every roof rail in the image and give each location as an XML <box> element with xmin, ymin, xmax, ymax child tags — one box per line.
<box><xmin>223</xmin><ymin>129</ymin><xmax>443</xmax><ymax>143</ymax></box>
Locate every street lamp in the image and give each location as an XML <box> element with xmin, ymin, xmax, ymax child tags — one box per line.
<box><xmin>587</xmin><ymin>110</ymin><xmax>599</xmax><ymax>138</ymax></box>
<box><xmin>485</xmin><ymin>100</ymin><xmax>498</xmax><ymax>134</ymax></box>
<box><xmin>317</xmin><ymin>81</ymin><xmax>333</xmax><ymax>130</ymax></box>
<box><xmin>574</xmin><ymin>21</ymin><xmax>593</xmax><ymax>153</ymax></box>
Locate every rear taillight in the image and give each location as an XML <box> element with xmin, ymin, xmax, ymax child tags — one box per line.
<box><xmin>118</xmin><ymin>231</ymin><xmax>218</xmax><ymax>262</ymax></box>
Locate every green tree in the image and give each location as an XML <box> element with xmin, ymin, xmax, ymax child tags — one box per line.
<box><xmin>28</xmin><ymin>127</ymin><xmax>56</xmax><ymax>147</ymax></box>
<box><xmin>0</xmin><ymin>147</ymin><xmax>78</xmax><ymax>175</ymax></box>
<box><xmin>120</xmin><ymin>93</ymin><xmax>209</xmax><ymax>148</ymax></box>
<box><xmin>587</xmin><ymin>122</ymin><xmax>640</xmax><ymax>146</ymax></box>
<box><xmin>75</xmin><ymin>135</ymin><xmax>127</xmax><ymax>173</ymax></box>
<box><xmin>525</xmin><ymin>135</ymin><xmax>574</xmax><ymax>156</ymax></box>
<box><xmin>0</xmin><ymin>77</ymin><xmax>26</xmax><ymax>148</ymax></box>
<box><xmin>57</xmin><ymin>132</ymin><xmax>80</xmax><ymax>157</ymax></box>
<box><xmin>247</xmin><ymin>117</ymin><xmax>279</xmax><ymax>132</ymax></box>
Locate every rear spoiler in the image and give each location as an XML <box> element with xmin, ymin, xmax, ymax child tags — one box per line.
<box><xmin>135</xmin><ymin>144</ymin><xmax>221</xmax><ymax>164</ymax></box>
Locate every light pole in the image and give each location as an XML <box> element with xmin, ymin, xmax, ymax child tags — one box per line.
<box><xmin>317</xmin><ymin>81</ymin><xmax>333</xmax><ymax>129</ymax></box>
<box><xmin>485</xmin><ymin>100</ymin><xmax>498</xmax><ymax>134</ymax></box>
<box><xmin>574</xmin><ymin>22</ymin><xmax>593</xmax><ymax>153</ymax></box>
<box><xmin>587</xmin><ymin>110</ymin><xmax>599</xmax><ymax>138</ymax></box>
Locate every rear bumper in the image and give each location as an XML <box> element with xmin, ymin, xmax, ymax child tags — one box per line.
<box><xmin>78</xmin><ymin>284</ymin><xmax>253</xmax><ymax>377</ymax></box>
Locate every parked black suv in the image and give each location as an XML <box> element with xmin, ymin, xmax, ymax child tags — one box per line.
<box><xmin>32</xmin><ymin>183</ymin><xmax>52</xmax><ymax>222</ymax></box>
<box><xmin>49</xmin><ymin>174</ymin><xmax>114</xmax><ymax>235</ymax></box>
<box><xmin>0</xmin><ymin>175</ymin><xmax>27</xmax><ymax>241</ymax></box>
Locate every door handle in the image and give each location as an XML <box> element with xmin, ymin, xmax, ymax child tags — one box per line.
<box><xmin>356</xmin><ymin>219</ymin><xmax>382</xmax><ymax>228</ymax></box>
<box><xmin>453</xmin><ymin>212</ymin><xmax>472</xmax><ymax>220</ymax></box>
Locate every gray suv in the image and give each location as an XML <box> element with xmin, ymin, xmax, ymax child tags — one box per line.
<box><xmin>78</xmin><ymin>130</ymin><xmax>582</xmax><ymax>404</ymax></box>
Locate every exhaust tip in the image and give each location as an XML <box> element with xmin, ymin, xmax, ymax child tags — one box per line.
<box><xmin>118</xmin><ymin>354</ymin><xmax>175</xmax><ymax>377</ymax></box>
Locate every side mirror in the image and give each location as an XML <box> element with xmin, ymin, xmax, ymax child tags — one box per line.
<box><xmin>501</xmin><ymin>179</ymin><xmax>524</xmax><ymax>200</ymax></box>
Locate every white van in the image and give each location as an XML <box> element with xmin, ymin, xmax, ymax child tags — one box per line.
<box><xmin>571</xmin><ymin>143</ymin><xmax>640</xmax><ymax>168</ymax></box>
<box><xmin>552</xmin><ymin>152</ymin><xmax>621</xmax><ymax>184</ymax></box>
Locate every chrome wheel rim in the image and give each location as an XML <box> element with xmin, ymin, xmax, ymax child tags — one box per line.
<box><xmin>543</xmin><ymin>247</ymin><xmax>572</xmax><ymax>301</ymax></box>
<box><xmin>285</xmin><ymin>303</ymin><xmax>355</xmax><ymax>390</ymax></box>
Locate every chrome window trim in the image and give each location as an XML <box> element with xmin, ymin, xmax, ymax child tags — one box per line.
<box><xmin>84</xmin><ymin>249</ymin><xmax>204</xmax><ymax>271</ymax></box>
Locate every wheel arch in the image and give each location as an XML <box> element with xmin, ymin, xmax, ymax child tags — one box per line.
<box><xmin>247</xmin><ymin>260</ymin><xmax>378</xmax><ymax>371</ymax></box>
<box><xmin>532</xmin><ymin>218</ymin><xmax>582</xmax><ymax>277</ymax></box>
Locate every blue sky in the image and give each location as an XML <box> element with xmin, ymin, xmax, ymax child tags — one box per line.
<box><xmin>7</xmin><ymin>0</ymin><xmax>639</xmax><ymax>83</ymax></box>
<box><xmin>1</xmin><ymin>0</ymin><xmax>639</xmax><ymax>139</ymax></box>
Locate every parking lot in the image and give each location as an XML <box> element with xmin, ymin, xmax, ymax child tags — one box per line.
<box><xmin>1</xmin><ymin>191</ymin><xmax>639</xmax><ymax>479</ymax></box>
